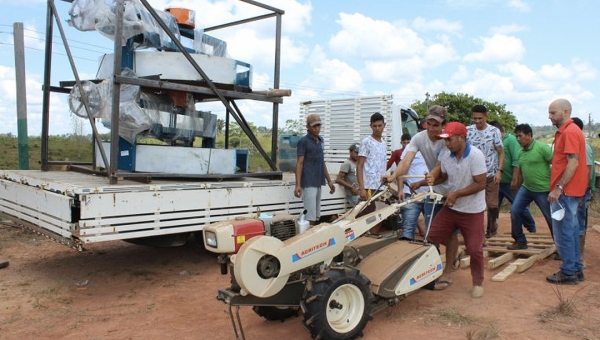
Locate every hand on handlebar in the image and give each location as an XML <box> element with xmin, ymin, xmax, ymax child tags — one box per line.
<box><xmin>381</xmin><ymin>174</ymin><xmax>395</xmax><ymax>184</ymax></box>
<box><xmin>425</xmin><ymin>172</ymin><xmax>435</xmax><ymax>186</ymax></box>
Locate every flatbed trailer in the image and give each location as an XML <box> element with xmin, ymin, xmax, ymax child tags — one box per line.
<box><xmin>0</xmin><ymin>170</ymin><xmax>347</xmax><ymax>250</ymax></box>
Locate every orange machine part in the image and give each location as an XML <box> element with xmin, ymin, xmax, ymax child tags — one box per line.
<box><xmin>168</xmin><ymin>91</ymin><xmax>188</xmax><ymax>108</ymax></box>
<box><xmin>232</xmin><ymin>219</ymin><xmax>266</xmax><ymax>253</ymax></box>
<box><xmin>166</xmin><ymin>8</ymin><xmax>196</xmax><ymax>29</ymax></box>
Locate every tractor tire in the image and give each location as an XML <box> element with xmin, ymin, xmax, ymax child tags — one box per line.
<box><xmin>301</xmin><ymin>266</ymin><xmax>373</xmax><ymax>340</ymax></box>
<box><xmin>252</xmin><ymin>306</ymin><xmax>300</xmax><ymax>322</ymax></box>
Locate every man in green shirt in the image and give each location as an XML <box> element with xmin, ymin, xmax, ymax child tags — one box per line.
<box><xmin>489</xmin><ymin>121</ymin><xmax>536</xmax><ymax>233</ymax></box>
<box><xmin>507</xmin><ymin>124</ymin><xmax>553</xmax><ymax>250</ymax></box>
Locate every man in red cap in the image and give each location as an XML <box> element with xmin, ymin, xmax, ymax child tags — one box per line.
<box><xmin>426</xmin><ymin>122</ymin><xmax>487</xmax><ymax>298</ymax></box>
<box><xmin>384</xmin><ymin>105</ymin><xmax>461</xmax><ymax>282</ymax></box>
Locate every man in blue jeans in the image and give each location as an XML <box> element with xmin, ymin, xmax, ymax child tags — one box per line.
<box><xmin>507</xmin><ymin>124</ymin><xmax>553</xmax><ymax>250</ymax></box>
<box><xmin>571</xmin><ymin>117</ymin><xmax>595</xmax><ymax>262</ymax></box>
<box><xmin>546</xmin><ymin>98</ymin><xmax>587</xmax><ymax>285</ymax></box>
<box><xmin>489</xmin><ymin>121</ymin><xmax>536</xmax><ymax>233</ymax></box>
<box><xmin>397</xmin><ymin>140</ymin><xmax>429</xmax><ymax>240</ymax></box>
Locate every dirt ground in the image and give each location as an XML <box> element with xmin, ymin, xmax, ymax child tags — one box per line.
<box><xmin>1</xmin><ymin>212</ymin><xmax>600</xmax><ymax>340</ymax></box>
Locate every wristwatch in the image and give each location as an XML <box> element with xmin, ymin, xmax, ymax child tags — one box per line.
<box><xmin>556</xmin><ymin>184</ymin><xmax>564</xmax><ymax>192</ymax></box>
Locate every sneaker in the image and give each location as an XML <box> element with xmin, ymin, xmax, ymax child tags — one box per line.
<box><xmin>546</xmin><ymin>271</ymin><xmax>579</xmax><ymax>285</ymax></box>
<box><xmin>472</xmin><ymin>285</ymin><xmax>484</xmax><ymax>298</ymax></box>
<box><xmin>577</xmin><ymin>271</ymin><xmax>585</xmax><ymax>282</ymax></box>
<box><xmin>485</xmin><ymin>231</ymin><xmax>491</xmax><ymax>239</ymax></box>
<box><xmin>526</xmin><ymin>227</ymin><xmax>536</xmax><ymax>233</ymax></box>
<box><xmin>507</xmin><ymin>242</ymin><xmax>528</xmax><ymax>250</ymax></box>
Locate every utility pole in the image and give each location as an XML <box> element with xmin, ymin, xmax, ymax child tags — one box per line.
<box><xmin>13</xmin><ymin>22</ymin><xmax>29</xmax><ymax>170</ymax></box>
<box><xmin>425</xmin><ymin>92</ymin><xmax>430</xmax><ymax>110</ymax></box>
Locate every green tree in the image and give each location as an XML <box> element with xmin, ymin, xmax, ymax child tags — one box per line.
<box><xmin>228</xmin><ymin>122</ymin><xmax>259</xmax><ymax>154</ymax></box>
<box><xmin>216</xmin><ymin>119</ymin><xmax>225</xmax><ymax>135</ymax></box>
<box><xmin>282</xmin><ymin>118</ymin><xmax>304</xmax><ymax>135</ymax></box>
<box><xmin>410</xmin><ymin>92</ymin><xmax>518</xmax><ymax>132</ymax></box>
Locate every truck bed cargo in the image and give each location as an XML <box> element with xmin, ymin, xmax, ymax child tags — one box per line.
<box><xmin>0</xmin><ymin>170</ymin><xmax>347</xmax><ymax>250</ymax></box>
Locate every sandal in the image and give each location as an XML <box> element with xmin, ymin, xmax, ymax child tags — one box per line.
<box><xmin>452</xmin><ymin>249</ymin><xmax>464</xmax><ymax>271</ymax></box>
<box><xmin>434</xmin><ymin>279</ymin><xmax>453</xmax><ymax>290</ymax></box>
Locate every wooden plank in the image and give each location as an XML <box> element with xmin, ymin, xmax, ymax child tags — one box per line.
<box><xmin>487</xmin><ymin>252</ymin><xmax>514</xmax><ymax>269</ymax></box>
<box><xmin>492</xmin><ymin>263</ymin><xmax>518</xmax><ymax>282</ymax></box>
<box><xmin>486</xmin><ymin>238</ymin><xmax>555</xmax><ymax>245</ymax></box>
<box><xmin>515</xmin><ymin>257</ymin><xmax>536</xmax><ymax>273</ymax></box>
<box><xmin>489</xmin><ymin>234</ymin><xmax>553</xmax><ymax>241</ymax></box>
<box><xmin>535</xmin><ymin>245</ymin><xmax>556</xmax><ymax>260</ymax></box>
<box><xmin>482</xmin><ymin>246</ymin><xmax>541</xmax><ymax>255</ymax></box>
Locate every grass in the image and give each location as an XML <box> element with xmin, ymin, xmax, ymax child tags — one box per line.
<box><xmin>0</xmin><ymin>135</ymin><xmax>92</xmax><ymax>170</ymax></box>
<box><xmin>438</xmin><ymin>307</ymin><xmax>478</xmax><ymax>325</ymax></box>
<box><xmin>32</xmin><ymin>284</ymin><xmax>73</xmax><ymax>310</ymax></box>
<box><xmin>466</xmin><ymin>324</ymin><xmax>500</xmax><ymax>340</ymax></box>
<box><xmin>540</xmin><ymin>285</ymin><xmax>578</xmax><ymax>322</ymax></box>
<box><xmin>434</xmin><ymin>308</ymin><xmax>501</xmax><ymax>340</ymax></box>
<box><xmin>0</xmin><ymin>133</ymin><xmax>274</xmax><ymax>172</ymax></box>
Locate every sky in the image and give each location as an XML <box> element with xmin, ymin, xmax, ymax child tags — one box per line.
<box><xmin>0</xmin><ymin>0</ymin><xmax>599</xmax><ymax>136</ymax></box>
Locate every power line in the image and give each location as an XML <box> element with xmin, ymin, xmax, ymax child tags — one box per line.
<box><xmin>0</xmin><ymin>41</ymin><xmax>99</xmax><ymax>63</ymax></box>
<box><xmin>0</xmin><ymin>24</ymin><xmax>113</xmax><ymax>52</ymax></box>
<box><xmin>0</xmin><ymin>30</ymin><xmax>111</xmax><ymax>55</ymax></box>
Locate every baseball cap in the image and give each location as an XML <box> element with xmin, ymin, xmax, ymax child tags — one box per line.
<box><xmin>306</xmin><ymin>113</ymin><xmax>322</xmax><ymax>127</ymax></box>
<box><xmin>437</xmin><ymin>122</ymin><xmax>467</xmax><ymax>139</ymax></box>
<box><xmin>348</xmin><ymin>143</ymin><xmax>360</xmax><ymax>152</ymax></box>
<box><xmin>424</xmin><ymin>105</ymin><xmax>447</xmax><ymax>124</ymax></box>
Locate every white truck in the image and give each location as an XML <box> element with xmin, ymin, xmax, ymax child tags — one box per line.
<box><xmin>1</xmin><ymin>0</ymin><xmax>419</xmax><ymax>253</ymax></box>
<box><xmin>299</xmin><ymin>94</ymin><xmax>421</xmax><ymax>173</ymax></box>
<box><xmin>0</xmin><ymin>95</ymin><xmax>419</xmax><ymax>250</ymax></box>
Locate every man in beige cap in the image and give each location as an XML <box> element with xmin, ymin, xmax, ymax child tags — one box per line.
<box><xmin>294</xmin><ymin>114</ymin><xmax>335</xmax><ymax>225</ymax></box>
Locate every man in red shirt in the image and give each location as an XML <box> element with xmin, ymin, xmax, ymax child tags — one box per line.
<box><xmin>546</xmin><ymin>98</ymin><xmax>587</xmax><ymax>285</ymax></box>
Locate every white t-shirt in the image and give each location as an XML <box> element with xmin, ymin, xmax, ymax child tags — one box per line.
<box><xmin>438</xmin><ymin>143</ymin><xmax>487</xmax><ymax>213</ymax></box>
<box><xmin>359</xmin><ymin>136</ymin><xmax>387</xmax><ymax>190</ymax></box>
<box><xmin>400</xmin><ymin>148</ymin><xmax>429</xmax><ymax>194</ymax></box>
<box><xmin>405</xmin><ymin>130</ymin><xmax>450</xmax><ymax>194</ymax></box>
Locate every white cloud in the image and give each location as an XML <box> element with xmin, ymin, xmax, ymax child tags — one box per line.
<box><xmin>309</xmin><ymin>49</ymin><xmax>363</xmax><ymax>93</ymax></box>
<box><xmin>412</xmin><ymin>17</ymin><xmax>462</xmax><ymax>33</ymax></box>
<box><xmin>538</xmin><ymin>63</ymin><xmax>573</xmax><ymax>81</ymax></box>
<box><xmin>327</xmin><ymin>12</ymin><xmax>458</xmax><ymax>83</ymax></box>
<box><xmin>464</xmin><ymin>34</ymin><xmax>525</xmax><ymax>62</ymax></box>
<box><xmin>458</xmin><ymin>68</ymin><xmax>514</xmax><ymax>95</ymax></box>
<box><xmin>507</xmin><ymin>0</ymin><xmax>531</xmax><ymax>12</ymax></box>
<box><xmin>450</xmin><ymin>65</ymin><xmax>470</xmax><ymax>82</ymax></box>
<box><xmin>445</xmin><ymin>0</ymin><xmax>530</xmax><ymax>12</ymax></box>
<box><xmin>422</xmin><ymin>36</ymin><xmax>458</xmax><ymax>67</ymax></box>
<box><xmin>330</xmin><ymin>12</ymin><xmax>425</xmax><ymax>59</ymax></box>
<box><xmin>490</xmin><ymin>24</ymin><xmax>527</xmax><ymax>35</ymax></box>
<box><xmin>0</xmin><ymin>64</ymin><xmax>78</xmax><ymax>136</ymax></box>
<box><xmin>0</xmin><ymin>23</ymin><xmax>46</xmax><ymax>51</ymax></box>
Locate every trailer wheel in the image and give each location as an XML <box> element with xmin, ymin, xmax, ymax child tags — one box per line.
<box><xmin>301</xmin><ymin>266</ymin><xmax>373</xmax><ymax>340</ymax></box>
<box><xmin>252</xmin><ymin>306</ymin><xmax>300</xmax><ymax>322</ymax></box>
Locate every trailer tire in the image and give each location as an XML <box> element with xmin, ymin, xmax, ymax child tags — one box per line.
<box><xmin>301</xmin><ymin>266</ymin><xmax>373</xmax><ymax>340</ymax></box>
<box><xmin>252</xmin><ymin>306</ymin><xmax>299</xmax><ymax>322</ymax></box>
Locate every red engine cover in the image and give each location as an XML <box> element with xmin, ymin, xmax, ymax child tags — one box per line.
<box><xmin>231</xmin><ymin>218</ymin><xmax>265</xmax><ymax>252</ymax></box>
